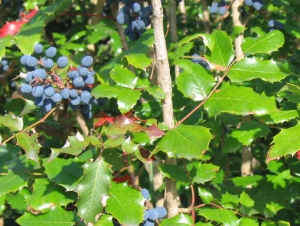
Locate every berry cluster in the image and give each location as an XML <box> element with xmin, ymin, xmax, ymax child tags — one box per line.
<box><xmin>140</xmin><ymin>188</ymin><xmax>167</xmax><ymax>226</ymax></box>
<box><xmin>19</xmin><ymin>44</ymin><xmax>97</xmax><ymax>119</ymax></box>
<box><xmin>268</xmin><ymin>19</ymin><xmax>284</xmax><ymax>31</ymax></box>
<box><xmin>1</xmin><ymin>59</ymin><xmax>9</xmax><ymax>72</ymax></box>
<box><xmin>116</xmin><ymin>1</ymin><xmax>152</xmax><ymax>41</ymax></box>
<box><xmin>191</xmin><ymin>53</ymin><xmax>211</xmax><ymax>70</ymax></box>
<box><xmin>209</xmin><ymin>1</ymin><xmax>229</xmax><ymax>15</ymax></box>
<box><xmin>244</xmin><ymin>0</ymin><xmax>263</xmax><ymax>10</ymax></box>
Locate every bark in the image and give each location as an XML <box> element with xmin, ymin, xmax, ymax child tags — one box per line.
<box><xmin>151</xmin><ymin>0</ymin><xmax>178</xmax><ymax>217</ymax></box>
<box><xmin>231</xmin><ymin>0</ymin><xmax>244</xmax><ymax>61</ymax></box>
<box><xmin>201</xmin><ymin>0</ymin><xmax>211</xmax><ymax>33</ymax></box>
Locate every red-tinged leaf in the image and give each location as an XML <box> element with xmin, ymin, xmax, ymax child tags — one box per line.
<box><xmin>112</xmin><ymin>175</ymin><xmax>132</xmax><ymax>185</ymax></box>
<box><xmin>0</xmin><ymin>20</ymin><xmax>25</xmax><ymax>38</ymax></box>
<box><xmin>139</xmin><ymin>148</ymin><xmax>155</xmax><ymax>161</ymax></box>
<box><xmin>144</xmin><ymin>124</ymin><xmax>165</xmax><ymax>139</ymax></box>
<box><xmin>16</xmin><ymin>132</ymin><xmax>41</xmax><ymax>163</ymax></box>
<box><xmin>94</xmin><ymin>111</ymin><xmax>116</xmax><ymax>127</ymax></box>
<box><xmin>20</xmin><ymin>9</ymin><xmax>38</xmax><ymax>21</ymax></box>
<box><xmin>297</xmin><ymin>151</ymin><xmax>300</xmax><ymax>160</ymax></box>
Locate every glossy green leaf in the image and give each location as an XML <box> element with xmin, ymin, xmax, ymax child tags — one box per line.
<box><xmin>242</xmin><ymin>30</ymin><xmax>284</xmax><ymax>55</ymax></box>
<box><xmin>160</xmin><ymin>214</ymin><xmax>193</xmax><ymax>226</ymax></box>
<box><xmin>177</xmin><ymin>59</ymin><xmax>215</xmax><ymax>101</ymax></box>
<box><xmin>228</xmin><ymin>58</ymin><xmax>287</xmax><ymax>84</ymax></box>
<box><xmin>0</xmin><ymin>35</ymin><xmax>13</xmax><ymax>60</ymax></box>
<box><xmin>16</xmin><ymin>206</ymin><xmax>76</xmax><ymax>226</ymax></box>
<box><xmin>158</xmin><ymin>165</ymin><xmax>191</xmax><ymax>183</ymax></box>
<box><xmin>205</xmin><ymin>30</ymin><xmax>234</xmax><ymax>68</ymax></box>
<box><xmin>204</xmin><ymin>86</ymin><xmax>277</xmax><ymax>117</ymax></box>
<box><xmin>198</xmin><ymin>187</ymin><xmax>213</xmax><ymax>204</ymax></box>
<box><xmin>110</xmin><ymin>68</ymin><xmax>138</xmax><ymax>89</ymax></box>
<box><xmin>95</xmin><ymin>215</ymin><xmax>114</xmax><ymax>226</ymax></box>
<box><xmin>124</xmin><ymin>53</ymin><xmax>152</xmax><ymax>70</ymax></box>
<box><xmin>145</xmin><ymin>86</ymin><xmax>166</xmax><ymax>100</ymax></box>
<box><xmin>43</xmin><ymin>158</ymin><xmax>84</xmax><ymax>191</ymax></box>
<box><xmin>121</xmin><ymin>137</ymin><xmax>139</xmax><ymax>153</ymax></box>
<box><xmin>117</xmin><ymin>88</ymin><xmax>141</xmax><ymax>113</ymax></box>
<box><xmin>50</xmin><ymin>133</ymin><xmax>90</xmax><ymax>159</ymax></box>
<box><xmin>157</xmin><ymin>125</ymin><xmax>213</xmax><ymax>160</ymax></box>
<box><xmin>261</xmin><ymin>220</ymin><xmax>276</xmax><ymax>226</ymax></box>
<box><xmin>193</xmin><ymin>163</ymin><xmax>219</xmax><ymax>184</ymax></box>
<box><xmin>240</xmin><ymin>217</ymin><xmax>259</xmax><ymax>226</ymax></box>
<box><xmin>240</xmin><ymin>191</ymin><xmax>255</xmax><ymax>215</ymax></box>
<box><xmin>14</xmin><ymin>20</ymin><xmax>44</xmax><ymax>55</ymax></box>
<box><xmin>76</xmin><ymin>159</ymin><xmax>112</xmax><ymax>224</ymax></box>
<box><xmin>20</xmin><ymin>99</ymin><xmax>36</xmax><ymax>116</ymax></box>
<box><xmin>6</xmin><ymin>191</ymin><xmax>27</xmax><ymax>212</ymax></box>
<box><xmin>91</xmin><ymin>84</ymin><xmax>120</xmax><ymax>99</ymax></box>
<box><xmin>16</xmin><ymin>132</ymin><xmax>41</xmax><ymax>163</ymax></box>
<box><xmin>0</xmin><ymin>171</ymin><xmax>29</xmax><ymax>196</ymax></box>
<box><xmin>269</xmin><ymin>122</ymin><xmax>300</xmax><ymax>158</ymax></box>
<box><xmin>106</xmin><ymin>183</ymin><xmax>144</xmax><ymax>226</ymax></box>
<box><xmin>27</xmin><ymin>179</ymin><xmax>76</xmax><ymax>213</ymax></box>
<box><xmin>257</xmin><ymin>110</ymin><xmax>300</xmax><ymax>124</ymax></box>
<box><xmin>230</xmin><ymin>121</ymin><xmax>270</xmax><ymax>146</ymax></box>
<box><xmin>198</xmin><ymin>208</ymin><xmax>239</xmax><ymax>226</ymax></box>
<box><xmin>0</xmin><ymin>195</ymin><xmax>5</xmax><ymax>215</ymax></box>
<box><xmin>0</xmin><ymin>112</ymin><xmax>23</xmax><ymax>131</ymax></box>
<box><xmin>231</xmin><ymin>175</ymin><xmax>263</xmax><ymax>187</ymax></box>
<box><xmin>221</xmin><ymin>192</ymin><xmax>239</xmax><ymax>209</ymax></box>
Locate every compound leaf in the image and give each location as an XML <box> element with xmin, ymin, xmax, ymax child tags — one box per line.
<box><xmin>76</xmin><ymin>159</ymin><xmax>112</xmax><ymax>224</ymax></box>
<box><xmin>157</xmin><ymin>125</ymin><xmax>213</xmax><ymax>160</ymax></box>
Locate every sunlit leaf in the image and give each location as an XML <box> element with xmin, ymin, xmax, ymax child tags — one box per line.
<box><xmin>76</xmin><ymin>159</ymin><xmax>112</xmax><ymax>224</ymax></box>
<box><xmin>160</xmin><ymin>214</ymin><xmax>193</xmax><ymax>226</ymax></box>
<box><xmin>16</xmin><ymin>132</ymin><xmax>41</xmax><ymax>163</ymax></box>
<box><xmin>0</xmin><ymin>112</ymin><xmax>23</xmax><ymax>131</ymax></box>
<box><xmin>157</xmin><ymin>125</ymin><xmax>213</xmax><ymax>160</ymax></box>
<box><xmin>106</xmin><ymin>183</ymin><xmax>144</xmax><ymax>226</ymax></box>
<box><xmin>110</xmin><ymin>68</ymin><xmax>138</xmax><ymax>89</ymax></box>
<box><xmin>117</xmin><ymin>88</ymin><xmax>141</xmax><ymax>113</ymax></box>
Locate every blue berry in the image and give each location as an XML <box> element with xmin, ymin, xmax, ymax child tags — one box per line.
<box><xmin>70</xmin><ymin>96</ymin><xmax>81</xmax><ymax>105</ymax></box>
<box><xmin>52</xmin><ymin>93</ymin><xmax>62</xmax><ymax>103</ymax></box>
<box><xmin>67</xmin><ymin>70</ymin><xmax>80</xmax><ymax>79</ymax></box>
<box><xmin>141</xmin><ymin>188</ymin><xmax>150</xmax><ymax>200</ymax></box>
<box><xmin>25</xmin><ymin>72</ymin><xmax>34</xmax><ymax>83</ymax></box>
<box><xmin>25</xmin><ymin>56</ymin><xmax>38</xmax><ymax>67</ymax></box>
<box><xmin>80</xmin><ymin>90</ymin><xmax>93</xmax><ymax>104</ymax></box>
<box><xmin>31</xmin><ymin>85</ymin><xmax>44</xmax><ymax>97</ymax></box>
<box><xmin>57</xmin><ymin>56</ymin><xmax>68</xmax><ymax>68</ymax></box>
<box><xmin>73</xmin><ymin>77</ymin><xmax>85</xmax><ymax>88</ymax></box>
<box><xmin>81</xmin><ymin>56</ymin><xmax>93</xmax><ymax>67</ymax></box>
<box><xmin>44</xmin><ymin>85</ymin><xmax>55</xmax><ymax>97</ymax></box>
<box><xmin>20</xmin><ymin>84</ymin><xmax>32</xmax><ymax>94</ymax></box>
<box><xmin>69</xmin><ymin>89</ymin><xmax>78</xmax><ymax>98</ymax></box>
<box><xmin>44</xmin><ymin>99</ymin><xmax>55</xmax><ymax>112</ymax></box>
<box><xmin>44</xmin><ymin>58</ymin><xmax>54</xmax><ymax>69</ymax></box>
<box><xmin>34</xmin><ymin>43</ymin><xmax>43</xmax><ymax>54</ymax></box>
<box><xmin>61</xmin><ymin>88</ymin><xmax>70</xmax><ymax>99</ymax></box>
<box><xmin>46</xmin><ymin>47</ymin><xmax>57</xmax><ymax>58</ymax></box>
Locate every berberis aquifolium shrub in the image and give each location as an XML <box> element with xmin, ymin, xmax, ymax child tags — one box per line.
<box><xmin>1</xmin><ymin>0</ymin><xmax>300</xmax><ymax>226</ymax></box>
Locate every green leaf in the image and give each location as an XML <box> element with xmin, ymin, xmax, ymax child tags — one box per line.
<box><xmin>231</xmin><ymin>175</ymin><xmax>263</xmax><ymax>187</ymax></box>
<box><xmin>160</xmin><ymin>214</ymin><xmax>194</xmax><ymax>226</ymax></box>
<box><xmin>0</xmin><ymin>195</ymin><xmax>5</xmax><ymax>215</ymax></box>
<box><xmin>205</xmin><ymin>30</ymin><xmax>234</xmax><ymax>68</ymax></box>
<box><xmin>158</xmin><ymin>165</ymin><xmax>191</xmax><ymax>183</ymax></box>
<box><xmin>76</xmin><ymin>159</ymin><xmax>112</xmax><ymax>224</ymax></box>
<box><xmin>27</xmin><ymin>178</ymin><xmax>76</xmax><ymax>213</ymax></box>
<box><xmin>257</xmin><ymin>110</ymin><xmax>300</xmax><ymax>124</ymax></box>
<box><xmin>269</xmin><ymin>123</ymin><xmax>300</xmax><ymax>158</ymax></box>
<box><xmin>157</xmin><ymin>125</ymin><xmax>213</xmax><ymax>160</ymax></box>
<box><xmin>117</xmin><ymin>88</ymin><xmax>141</xmax><ymax>113</ymax></box>
<box><xmin>0</xmin><ymin>112</ymin><xmax>23</xmax><ymax>131</ymax></box>
<box><xmin>106</xmin><ymin>183</ymin><xmax>144</xmax><ymax>226</ymax></box>
<box><xmin>16</xmin><ymin>206</ymin><xmax>76</xmax><ymax>226</ymax></box>
<box><xmin>20</xmin><ymin>99</ymin><xmax>36</xmax><ymax>116</ymax></box>
<box><xmin>240</xmin><ymin>217</ymin><xmax>259</xmax><ymax>226</ymax></box>
<box><xmin>0</xmin><ymin>35</ymin><xmax>13</xmax><ymax>60</ymax></box>
<box><xmin>261</xmin><ymin>220</ymin><xmax>276</xmax><ymax>226</ymax></box>
<box><xmin>16</xmin><ymin>132</ymin><xmax>41</xmax><ymax>163</ymax></box>
<box><xmin>121</xmin><ymin>137</ymin><xmax>139</xmax><ymax>153</ymax></box>
<box><xmin>14</xmin><ymin>20</ymin><xmax>44</xmax><ymax>55</ymax></box>
<box><xmin>228</xmin><ymin>58</ymin><xmax>287</xmax><ymax>84</ymax></box>
<box><xmin>177</xmin><ymin>59</ymin><xmax>215</xmax><ymax>101</ymax></box>
<box><xmin>241</xmin><ymin>30</ymin><xmax>284</xmax><ymax>55</ymax></box>
<box><xmin>0</xmin><ymin>171</ymin><xmax>29</xmax><ymax>196</ymax></box>
<box><xmin>43</xmin><ymin>158</ymin><xmax>84</xmax><ymax>191</ymax></box>
<box><xmin>110</xmin><ymin>68</ymin><xmax>138</xmax><ymax>89</ymax></box>
<box><xmin>91</xmin><ymin>84</ymin><xmax>120</xmax><ymax>99</ymax></box>
<box><xmin>124</xmin><ymin>53</ymin><xmax>152</xmax><ymax>70</ymax></box>
<box><xmin>6</xmin><ymin>191</ymin><xmax>28</xmax><ymax>212</ymax></box>
<box><xmin>230</xmin><ymin>121</ymin><xmax>270</xmax><ymax>146</ymax></box>
<box><xmin>221</xmin><ymin>192</ymin><xmax>239</xmax><ymax>209</ymax></box>
<box><xmin>193</xmin><ymin>163</ymin><xmax>219</xmax><ymax>184</ymax></box>
<box><xmin>204</xmin><ymin>86</ymin><xmax>277</xmax><ymax>117</ymax></box>
<box><xmin>198</xmin><ymin>187</ymin><xmax>213</xmax><ymax>204</ymax></box>
<box><xmin>145</xmin><ymin>86</ymin><xmax>166</xmax><ymax>100</ymax></box>
<box><xmin>198</xmin><ymin>208</ymin><xmax>240</xmax><ymax>226</ymax></box>
<box><xmin>240</xmin><ymin>191</ymin><xmax>255</xmax><ymax>215</ymax></box>
<box><xmin>95</xmin><ymin>215</ymin><xmax>114</xmax><ymax>226</ymax></box>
